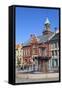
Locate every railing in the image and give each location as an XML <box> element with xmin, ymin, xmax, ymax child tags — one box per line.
<box><xmin>39</xmin><ymin>44</ymin><xmax>47</xmax><ymax>48</ymax></box>
<box><xmin>40</xmin><ymin>52</ymin><xmax>51</xmax><ymax>59</ymax></box>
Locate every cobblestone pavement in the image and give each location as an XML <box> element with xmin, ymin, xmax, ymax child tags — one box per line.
<box><xmin>16</xmin><ymin>72</ymin><xmax>59</xmax><ymax>83</ymax></box>
<box><xmin>16</xmin><ymin>77</ymin><xmax>59</xmax><ymax>83</ymax></box>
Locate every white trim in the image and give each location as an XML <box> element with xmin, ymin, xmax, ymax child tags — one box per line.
<box><xmin>49</xmin><ymin>30</ymin><xmax>59</xmax><ymax>41</ymax></box>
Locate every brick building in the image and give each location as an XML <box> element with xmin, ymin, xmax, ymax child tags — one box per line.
<box><xmin>22</xmin><ymin>18</ymin><xmax>54</xmax><ymax>72</ymax></box>
<box><xmin>16</xmin><ymin>18</ymin><xmax>59</xmax><ymax>73</ymax></box>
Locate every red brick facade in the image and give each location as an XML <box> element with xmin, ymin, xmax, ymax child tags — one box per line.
<box><xmin>22</xmin><ymin>35</ymin><xmax>51</xmax><ymax>72</ymax></box>
<box><xmin>21</xmin><ymin>18</ymin><xmax>53</xmax><ymax>72</ymax></box>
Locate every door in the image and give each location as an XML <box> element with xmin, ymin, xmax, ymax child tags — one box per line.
<box><xmin>38</xmin><ymin>60</ymin><xmax>43</xmax><ymax>72</ymax></box>
<box><xmin>34</xmin><ymin>58</ymin><xmax>38</xmax><ymax>71</ymax></box>
<box><xmin>38</xmin><ymin>60</ymin><xmax>48</xmax><ymax>72</ymax></box>
<box><xmin>33</xmin><ymin>57</ymin><xmax>39</xmax><ymax>71</ymax></box>
<box><xmin>43</xmin><ymin>60</ymin><xmax>48</xmax><ymax>72</ymax></box>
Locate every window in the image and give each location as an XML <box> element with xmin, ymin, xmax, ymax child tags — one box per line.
<box><xmin>51</xmin><ymin>44</ymin><xmax>53</xmax><ymax>49</ymax></box>
<box><xmin>55</xmin><ymin>59</ymin><xmax>58</xmax><ymax>67</ymax></box>
<box><xmin>28</xmin><ymin>49</ymin><xmax>30</xmax><ymax>56</ymax></box>
<box><xmin>58</xmin><ymin>50</ymin><xmax>59</xmax><ymax>56</ymax></box>
<box><xmin>55</xmin><ymin>42</ymin><xmax>57</xmax><ymax>48</ymax></box>
<box><xmin>57</xmin><ymin>42</ymin><xmax>59</xmax><ymax>48</ymax></box>
<box><xmin>23</xmin><ymin>50</ymin><xmax>26</xmax><ymax>56</ymax></box>
<box><xmin>39</xmin><ymin>48</ymin><xmax>41</xmax><ymax>55</ymax></box>
<box><xmin>52</xmin><ymin>59</ymin><xmax>58</xmax><ymax>68</ymax></box>
<box><xmin>32</xmin><ymin>49</ymin><xmax>35</xmax><ymax>54</ymax></box>
<box><xmin>32</xmin><ymin>45</ymin><xmax>36</xmax><ymax>48</ymax></box>
<box><xmin>52</xmin><ymin>51</ymin><xmax>54</xmax><ymax>56</ymax></box>
<box><xmin>26</xmin><ymin>49</ymin><xmax>27</xmax><ymax>56</ymax></box>
<box><xmin>55</xmin><ymin>50</ymin><xmax>57</xmax><ymax>56</ymax></box>
<box><xmin>51</xmin><ymin>43</ymin><xmax>54</xmax><ymax>49</ymax></box>
<box><xmin>52</xmin><ymin>59</ymin><xmax>54</xmax><ymax>67</ymax></box>
<box><xmin>42</xmin><ymin>48</ymin><xmax>46</xmax><ymax>56</ymax></box>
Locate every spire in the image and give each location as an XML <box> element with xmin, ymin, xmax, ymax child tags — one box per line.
<box><xmin>44</xmin><ymin>18</ymin><xmax>50</xmax><ymax>25</ymax></box>
<box><xmin>43</xmin><ymin>18</ymin><xmax>51</xmax><ymax>35</ymax></box>
<box><xmin>44</xmin><ymin>18</ymin><xmax>51</xmax><ymax>31</ymax></box>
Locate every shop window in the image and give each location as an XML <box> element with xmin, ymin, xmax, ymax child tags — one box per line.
<box><xmin>52</xmin><ymin>59</ymin><xmax>58</xmax><ymax>68</ymax></box>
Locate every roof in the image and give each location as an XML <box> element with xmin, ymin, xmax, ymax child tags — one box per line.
<box><xmin>23</xmin><ymin>38</ymin><xmax>31</xmax><ymax>46</ymax></box>
<box><xmin>23</xmin><ymin>32</ymin><xmax>54</xmax><ymax>46</ymax></box>
<box><xmin>44</xmin><ymin>18</ymin><xmax>50</xmax><ymax>24</ymax></box>
<box><xmin>16</xmin><ymin>44</ymin><xmax>22</xmax><ymax>49</ymax></box>
<box><xmin>49</xmin><ymin>33</ymin><xmax>59</xmax><ymax>41</ymax></box>
<box><xmin>37</xmin><ymin>32</ymin><xmax>53</xmax><ymax>43</ymax></box>
<box><xmin>49</xmin><ymin>30</ymin><xmax>59</xmax><ymax>41</ymax></box>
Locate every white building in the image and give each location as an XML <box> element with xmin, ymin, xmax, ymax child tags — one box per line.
<box><xmin>16</xmin><ymin>44</ymin><xmax>23</xmax><ymax>67</ymax></box>
<box><xmin>48</xmin><ymin>31</ymin><xmax>59</xmax><ymax>72</ymax></box>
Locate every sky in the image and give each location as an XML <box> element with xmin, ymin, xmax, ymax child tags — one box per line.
<box><xmin>16</xmin><ymin>7</ymin><xmax>59</xmax><ymax>44</ymax></box>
